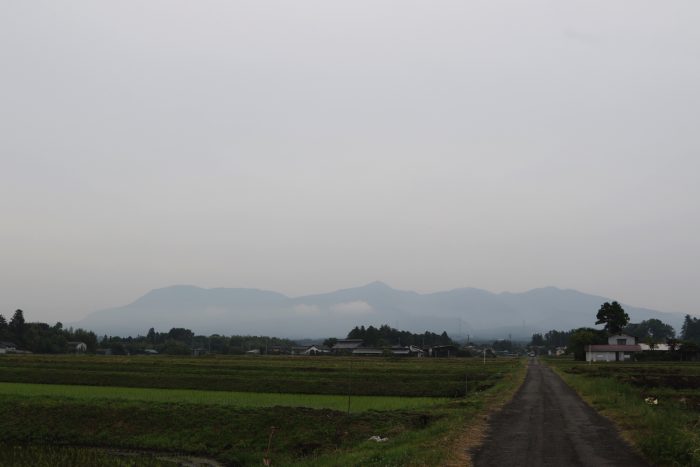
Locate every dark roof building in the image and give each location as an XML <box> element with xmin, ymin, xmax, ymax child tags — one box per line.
<box><xmin>332</xmin><ymin>339</ymin><xmax>364</xmax><ymax>352</ymax></box>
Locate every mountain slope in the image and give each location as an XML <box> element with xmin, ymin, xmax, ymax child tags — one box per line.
<box><xmin>73</xmin><ymin>283</ymin><xmax>686</xmax><ymax>339</ymax></box>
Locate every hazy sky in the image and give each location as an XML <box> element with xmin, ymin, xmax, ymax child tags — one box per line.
<box><xmin>2</xmin><ymin>1</ymin><xmax>699</xmax><ymax>323</ymax></box>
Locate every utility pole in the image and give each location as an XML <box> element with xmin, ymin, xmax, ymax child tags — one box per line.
<box><xmin>483</xmin><ymin>348</ymin><xmax>486</xmax><ymax>365</ymax></box>
<box><xmin>347</xmin><ymin>359</ymin><xmax>352</xmax><ymax>415</ymax></box>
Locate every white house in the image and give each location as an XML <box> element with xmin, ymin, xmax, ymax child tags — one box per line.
<box><xmin>67</xmin><ymin>341</ymin><xmax>88</xmax><ymax>353</ymax></box>
<box><xmin>0</xmin><ymin>341</ymin><xmax>17</xmax><ymax>354</ymax></box>
<box><xmin>639</xmin><ymin>343</ymin><xmax>670</xmax><ymax>351</ymax></box>
<box><xmin>585</xmin><ymin>334</ymin><xmax>641</xmax><ymax>362</ymax></box>
<box><xmin>301</xmin><ymin>345</ymin><xmax>330</xmax><ymax>355</ymax></box>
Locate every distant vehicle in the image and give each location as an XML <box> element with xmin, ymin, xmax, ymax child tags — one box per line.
<box><xmin>529</xmin><ymin>352</ymin><xmax>535</xmax><ymax>357</ymax></box>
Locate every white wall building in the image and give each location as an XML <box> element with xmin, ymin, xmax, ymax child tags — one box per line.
<box><xmin>585</xmin><ymin>334</ymin><xmax>641</xmax><ymax>362</ymax></box>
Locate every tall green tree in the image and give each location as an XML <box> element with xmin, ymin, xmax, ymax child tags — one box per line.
<box><xmin>147</xmin><ymin>327</ymin><xmax>156</xmax><ymax>344</ymax></box>
<box><xmin>168</xmin><ymin>327</ymin><xmax>194</xmax><ymax>342</ymax></box>
<box><xmin>0</xmin><ymin>314</ymin><xmax>8</xmax><ymax>340</ymax></box>
<box><xmin>595</xmin><ymin>301</ymin><xmax>630</xmax><ymax>334</ymax></box>
<box><xmin>9</xmin><ymin>309</ymin><xmax>26</xmax><ymax>345</ymax></box>
<box><xmin>530</xmin><ymin>333</ymin><xmax>545</xmax><ymax>347</ymax></box>
<box><xmin>681</xmin><ymin>314</ymin><xmax>700</xmax><ymax>343</ymax></box>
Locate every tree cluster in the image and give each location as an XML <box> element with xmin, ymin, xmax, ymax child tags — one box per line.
<box><xmin>681</xmin><ymin>315</ymin><xmax>700</xmax><ymax>343</ymax></box>
<box><xmin>492</xmin><ymin>339</ymin><xmax>515</xmax><ymax>352</ymax></box>
<box><xmin>529</xmin><ymin>299</ymin><xmax>686</xmax><ymax>361</ymax></box>
<box><xmin>0</xmin><ymin>310</ymin><xmax>98</xmax><ymax>353</ymax></box>
<box><xmin>345</xmin><ymin>324</ymin><xmax>454</xmax><ymax>347</ymax></box>
<box><xmin>105</xmin><ymin>328</ymin><xmax>297</xmax><ymax>355</ymax></box>
<box><xmin>530</xmin><ymin>329</ymin><xmax>573</xmax><ymax>350</ymax></box>
<box><xmin>624</xmin><ymin>319</ymin><xmax>675</xmax><ymax>342</ymax></box>
<box><xmin>567</xmin><ymin>328</ymin><xmax>608</xmax><ymax>360</ymax></box>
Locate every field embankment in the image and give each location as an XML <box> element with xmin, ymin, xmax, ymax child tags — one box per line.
<box><xmin>546</xmin><ymin>359</ymin><xmax>700</xmax><ymax>466</ymax></box>
<box><xmin>0</xmin><ymin>355</ymin><xmax>524</xmax><ymax>466</ymax></box>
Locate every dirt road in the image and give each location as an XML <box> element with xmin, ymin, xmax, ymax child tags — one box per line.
<box><xmin>473</xmin><ymin>358</ymin><xmax>649</xmax><ymax>467</ymax></box>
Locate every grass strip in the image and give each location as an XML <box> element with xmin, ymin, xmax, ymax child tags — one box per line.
<box><xmin>547</xmin><ymin>359</ymin><xmax>700</xmax><ymax>466</ymax></box>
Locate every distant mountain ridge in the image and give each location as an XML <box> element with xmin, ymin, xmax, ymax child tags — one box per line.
<box><xmin>74</xmin><ymin>282</ymin><xmax>686</xmax><ymax>340</ymax></box>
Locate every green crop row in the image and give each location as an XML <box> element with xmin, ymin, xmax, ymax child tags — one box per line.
<box><xmin>0</xmin><ymin>355</ymin><xmax>512</xmax><ymax>397</ymax></box>
<box><xmin>0</xmin><ymin>382</ymin><xmax>446</xmax><ymax>412</ymax></box>
<box><xmin>0</xmin><ymin>356</ymin><xmax>526</xmax><ymax>466</ymax></box>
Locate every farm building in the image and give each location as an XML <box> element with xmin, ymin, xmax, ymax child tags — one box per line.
<box><xmin>66</xmin><ymin>341</ymin><xmax>87</xmax><ymax>353</ymax></box>
<box><xmin>0</xmin><ymin>341</ymin><xmax>17</xmax><ymax>354</ymax></box>
<box><xmin>585</xmin><ymin>334</ymin><xmax>641</xmax><ymax>362</ymax></box>
<box><xmin>331</xmin><ymin>339</ymin><xmax>364</xmax><ymax>354</ymax></box>
<box><xmin>639</xmin><ymin>343</ymin><xmax>670</xmax><ymax>351</ymax></box>
<box><xmin>267</xmin><ymin>345</ymin><xmax>289</xmax><ymax>355</ymax></box>
<box><xmin>389</xmin><ymin>345</ymin><xmax>425</xmax><ymax>357</ymax></box>
<box><xmin>548</xmin><ymin>346</ymin><xmax>567</xmax><ymax>356</ymax></box>
<box><xmin>303</xmin><ymin>345</ymin><xmax>330</xmax><ymax>355</ymax></box>
<box><xmin>428</xmin><ymin>345</ymin><xmax>459</xmax><ymax>357</ymax></box>
<box><xmin>291</xmin><ymin>345</ymin><xmax>330</xmax><ymax>355</ymax></box>
<box><xmin>348</xmin><ymin>346</ymin><xmax>426</xmax><ymax>357</ymax></box>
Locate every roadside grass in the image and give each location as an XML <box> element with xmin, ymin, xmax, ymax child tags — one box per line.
<box><xmin>0</xmin><ymin>356</ymin><xmax>525</xmax><ymax>466</ymax></box>
<box><xmin>547</xmin><ymin>359</ymin><xmax>700</xmax><ymax>466</ymax></box>
<box><xmin>0</xmin><ymin>382</ymin><xmax>445</xmax><ymax>412</ymax></box>
<box><xmin>290</xmin><ymin>358</ymin><xmax>528</xmax><ymax>467</ymax></box>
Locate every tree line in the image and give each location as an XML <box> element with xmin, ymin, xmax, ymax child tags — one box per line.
<box><xmin>342</xmin><ymin>324</ymin><xmax>455</xmax><ymax>347</ymax></box>
<box><xmin>530</xmin><ymin>302</ymin><xmax>700</xmax><ymax>360</ymax></box>
<box><xmin>105</xmin><ymin>328</ymin><xmax>296</xmax><ymax>355</ymax></box>
<box><xmin>0</xmin><ymin>310</ymin><xmax>98</xmax><ymax>353</ymax></box>
<box><xmin>0</xmin><ymin>310</ymin><xmax>297</xmax><ymax>355</ymax></box>
<box><xmin>1</xmin><ymin>311</ymin><xmax>459</xmax><ymax>356</ymax></box>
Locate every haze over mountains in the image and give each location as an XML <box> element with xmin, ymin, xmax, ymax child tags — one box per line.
<box><xmin>74</xmin><ymin>282</ymin><xmax>684</xmax><ymax>340</ymax></box>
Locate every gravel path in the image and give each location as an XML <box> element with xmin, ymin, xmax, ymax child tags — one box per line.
<box><xmin>473</xmin><ymin>358</ymin><xmax>649</xmax><ymax>467</ymax></box>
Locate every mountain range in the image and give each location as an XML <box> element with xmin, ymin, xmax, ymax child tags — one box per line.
<box><xmin>73</xmin><ymin>282</ymin><xmax>686</xmax><ymax>340</ymax></box>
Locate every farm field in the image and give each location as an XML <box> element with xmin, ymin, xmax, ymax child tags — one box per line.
<box><xmin>0</xmin><ymin>381</ymin><xmax>446</xmax><ymax>411</ymax></box>
<box><xmin>546</xmin><ymin>359</ymin><xmax>700</xmax><ymax>466</ymax></box>
<box><xmin>0</xmin><ymin>355</ymin><xmax>525</xmax><ymax>466</ymax></box>
<box><xmin>0</xmin><ymin>354</ymin><xmax>501</xmax><ymax>396</ymax></box>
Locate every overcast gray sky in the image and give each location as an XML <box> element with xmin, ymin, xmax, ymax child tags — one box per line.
<box><xmin>1</xmin><ymin>1</ymin><xmax>699</xmax><ymax>323</ymax></box>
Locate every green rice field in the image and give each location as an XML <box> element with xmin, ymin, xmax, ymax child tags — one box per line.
<box><xmin>0</xmin><ymin>381</ymin><xmax>446</xmax><ymax>412</ymax></box>
<box><xmin>0</xmin><ymin>354</ymin><xmax>525</xmax><ymax>466</ymax></box>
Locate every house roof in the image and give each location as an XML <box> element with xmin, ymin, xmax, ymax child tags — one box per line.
<box><xmin>586</xmin><ymin>344</ymin><xmax>642</xmax><ymax>352</ymax></box>
<box><xmin>332</xmin><ymin>340</ymin><xmax>364</xmax><ymax>350</ymax></box>
<box><xmin>430</xmin><ymin>345</ymin><xmax>459</xmax><ymax>350</ymax></box>
<box><xmin>300</xmin><ymin>345</ymin><xmax>330</xmax><ymax>354</ymax></box>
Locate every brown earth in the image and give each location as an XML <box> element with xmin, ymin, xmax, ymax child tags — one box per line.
<box><xmin>472</xmin><ymin>359</ymin><xmax>650</xmax><ymax>467</ymax></box>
